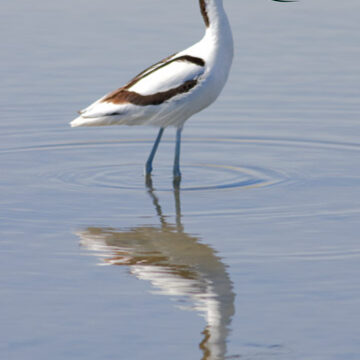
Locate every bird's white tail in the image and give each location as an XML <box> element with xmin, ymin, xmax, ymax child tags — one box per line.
<box><xmin>70</xmin><ymin>115</ymin><xmax>87</xmax><ymax>127</ymax></box>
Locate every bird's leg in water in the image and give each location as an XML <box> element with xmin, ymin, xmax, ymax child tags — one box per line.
<box><xmin>173</xmin><ymin>127</ymin><xmax>183</xmax><ymax>186</ymax></box>
<box><xmin>145</xmin><ymin>127</ymin><xmax>164</xmax><ymax>177</ymax></box>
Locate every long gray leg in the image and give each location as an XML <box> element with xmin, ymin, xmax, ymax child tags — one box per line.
<box><xmin>173</xmin><ymin>127</ymin><xmax>183</xmax><ymax>183</ymax></box>
<box><xmin>145</xmin><ymin>127</ymin><xmax>164</xmax><ymax>176</ymax></box>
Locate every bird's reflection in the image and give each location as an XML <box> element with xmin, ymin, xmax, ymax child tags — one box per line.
<box><xmin>76</xmin><ymin>181</ymin><xmax>235</xmax><ymax>360</ymax></box>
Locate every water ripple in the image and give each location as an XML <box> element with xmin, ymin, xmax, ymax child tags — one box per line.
<box><xmin>50</xmin><ymin>162</ymin><xmax>285</xmax><ymax>192</ymax></box>
<box><xmin>2</xmin><ymin>136</ymin><xmax>359</xmax><ymax>194</ymax></box>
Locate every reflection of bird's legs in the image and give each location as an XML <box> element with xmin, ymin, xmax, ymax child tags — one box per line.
<box><xmin>145</xmin><ymin>174</ymin><xmax>184</xmax><ymax>233</ymax></box>
<box><xmin>173</xmin><ymin>187</ymin><xmax>184</xmax><ymax>233</ymax></box>
<box><xmin>145</xmin><ymin>127</ymin><xmax>164</xmax><ymax>177</ymax></box>
<box><xmin>145</xmin><ymin>179</ymin><xmax>167</xmax><ymax>227</ymax></box>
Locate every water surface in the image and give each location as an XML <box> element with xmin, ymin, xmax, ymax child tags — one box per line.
<box><xmin>1</xmin><ymin>1</ymin><xmax>360</xmax><ymax>359</ymax></box>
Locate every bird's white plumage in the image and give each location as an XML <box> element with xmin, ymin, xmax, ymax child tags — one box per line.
<box><xmin>70</xmin><ymin>0</ymin><xmax>234</xmax><ymax>129</ymax></box>
<box><xmin>129</xmin><ymin>59</ymin><xmax>204</xmax><ymax>95</ymax></box>
<box><xmin>74</xmin><ymin>55</ymin><xmax>206</xmax><ymax>126</ymax></box>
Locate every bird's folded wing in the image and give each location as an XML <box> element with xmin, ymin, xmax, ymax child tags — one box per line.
<box><xmin>79</xmin><ymin>55</ymin><xmax>206</xmax><ymax>119</ymax></box>
<box><xmin>125</xmin><ymin>55</ymin><xmax>205</xmax><ymax>95</ymax></box>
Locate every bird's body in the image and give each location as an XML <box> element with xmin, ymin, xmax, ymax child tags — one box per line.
<box><xmin>71</xmin><ymin>0</ymin><xmax>233</xmax><ymax>130</ymax></box>
<box><xmin>70</xmin><ymin>0</ymin><xmax>291</xmax><ymax>182</ymax></box>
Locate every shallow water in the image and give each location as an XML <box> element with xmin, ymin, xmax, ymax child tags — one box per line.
<box><xmin>1</xmin><ymin>0</ymin><xmax>360</xmax><ymax>359</ymax></box>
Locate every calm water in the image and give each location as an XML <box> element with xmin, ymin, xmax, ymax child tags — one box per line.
<box><xmin>1</xmin><ymin>0</ymin><xmax>360</xmax><ymax>359</ymax></box>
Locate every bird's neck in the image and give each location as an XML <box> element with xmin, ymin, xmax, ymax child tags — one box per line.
<box><xmin>200</xmin><ymin>0</ymin><xmax>233</xmax><ymax>47</ymax></box>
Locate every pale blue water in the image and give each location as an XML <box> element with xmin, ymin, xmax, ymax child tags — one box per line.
<box><xmin>1</xmin><ymin>1</ymin><xmax>360</xmax><ymax>359</ymax></box>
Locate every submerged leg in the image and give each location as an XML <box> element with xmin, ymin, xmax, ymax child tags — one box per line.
<box><xmin>173</xmin><ymin>127</ymin><xmax>183</xmax><ymax>184</ymax></box>
<box><xmin>145</xmin><ymin>127</ymin><xmax>164</xmax><ymax>176</ymax></box>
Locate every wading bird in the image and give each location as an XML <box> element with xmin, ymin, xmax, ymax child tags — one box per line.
<box><xmin>71</xmin><ymin>0</ymin><xmax>293</xmax><ymax>184</ymax></box>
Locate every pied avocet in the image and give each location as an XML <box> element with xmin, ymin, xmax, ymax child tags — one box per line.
<box><xmin>71</xmin><ymin>0</ymin><xmax>293</xmax><ymax>183</ymax></box>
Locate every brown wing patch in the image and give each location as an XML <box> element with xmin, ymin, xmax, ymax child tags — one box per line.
<box><xmin>102</xmin><ymin>80</ymin><xmax>198</xmax><ymax>106</ymax></box>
